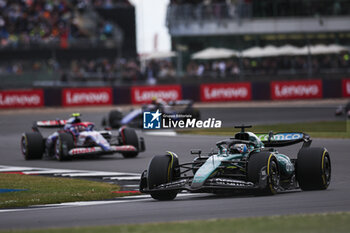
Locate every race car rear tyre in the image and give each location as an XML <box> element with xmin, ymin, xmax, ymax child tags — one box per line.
<box><xmin>148</xmin><ymin>154</ymin><xmax>179</xmax><ymax>201</ymax></box>
<box><xmin>296</xmin><ymin>147</ymin><xmax>331</xmax><ymax>191</ymax></box>
<box><xmin>21</xmin><ymin>132</ymin><xmax>44</xmax><ymax>160</ymax></box>
<box><xmin>55</xmin><ymin>133</ymin><xmax>74</xmax><ymax>161</ymax></box>
<box><xmin>108</xmin><ymin>110</ymin><xmax>123</xmax><ymax>128</ymax></box>
<box><xmin>248</xmin><ymin>152</ymin><xmax>280</xmax><ymax>195</ymax></box>
<box><xmin>120</xmin><ymin>128</ymin><xmax>139</xmax><ymax>158</ymax></box>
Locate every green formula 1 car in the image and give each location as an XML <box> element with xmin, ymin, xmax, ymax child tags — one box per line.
<box><xmin>140</xmin><ymin>125</ymin><xmax>331</xmax><ymax>200</ymax></box>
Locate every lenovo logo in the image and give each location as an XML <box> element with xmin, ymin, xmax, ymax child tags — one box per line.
<box><xmin>200</xmin><ymin>83</ymin><xmax>251</xmax><ymax>102</ymax></box>
<box><xmin>274</xmin><ymin>84</ymin><xmax>319</xmax><ymax>97</ymax></box>
<box><xmin>271</xmin><ymin>80</ymin><xmax>322</xmax><ymax>100</ymax></box>
<box><xmin>134</xmin><ymin>90</ymin><xmax>179</xmax><ymax>103</ymax></box>
<box><xmin>131</xmin><ymin>85</ymin><xmax>182</xmax><ymax>104</ymax></box>
<box><xmin>0</xmin><ymin>90</ymin><xmax>43</xmax><ymax>108</ymax></box>
<box><xmin>63</xmin><ymin>88</ymin><xmax>112</xmax><ymax>106</ymax></box>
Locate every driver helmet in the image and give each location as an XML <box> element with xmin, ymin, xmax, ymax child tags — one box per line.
<box><xmin>231</xmin><ymin>144</ymin><xmax>248</xmax><ymax>154</ymax></box>
<box><xmin>66</xmin><ymin>113</ymin><xmax>82</xmax><ymax>124</ymax></box>
<box><xmin>151</xmin><ymin>97</ymin><xmax>166</xmax><ymax>106</ymax></box>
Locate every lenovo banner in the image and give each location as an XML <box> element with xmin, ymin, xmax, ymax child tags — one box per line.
<box><xmin>271</xmin><ymin>80</ymin><xmax>322</xmax><ymax>100</ymax></box>
<box><xmin>200</xmin><ymin>83</ymin><xmax>252</xmax><ymax>102</ymax></box>
<box><xmin>131</xmin><ymin>85</ymin><xmax>182</xmax><ymax>104</ymax></box>
<box><xmin>342</xmin><ymin>79</ymin><xmax>350</xmax><ymax>97</ymax></box>
<box><xmin>62</xmin><ymin>88</ymin><xmax>112</xmax><ymax>107</ymax></box>
<box><xmin>0</xmin><ymin>89</ymin><xmax>44</xmax><ymax>108</ymax></box>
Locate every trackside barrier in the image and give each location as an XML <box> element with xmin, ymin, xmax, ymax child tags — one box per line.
<box><xmin>114</xmin><ymin>86</ymin><xmax>131</xmax><ymax>105</ymax></box>
<box><xmin>1</xmin><ymin>78</ymin><xmax>349</xmax><ymax>108</ymax></box>
<box><xmin>270</xmin><ymin>80</ymin><xmax>322</xmax><ymax>100</ymax></box>
<box><xmin>62</xmin><ymin>87</ymin><xmax>113</xmax><ymax>107</ymax></box>
<box><xmin>342</xmin><ymin>78</ymin><xmax>350</xmax><ymax>97</ymax></box>
<box><xmin>44</xmin><ymin>88</ymin><xmax>62</xmax><ymax>106</ymax></box>
<box><xmin>130</xmin><ymin>85</ymin><xmax>182</xmax><ymax>105</ymax></box>
<box><xmin>251</xmin><ymin>82</ymin><xmax>270</xmax><ymax>100</ymax></box>
<box><xmin>0</xmin><ymin>89</ymin><xmax>44</xmax><ymax>108</ymax></box>
<box><xmin>323</xmin><ymin>79</ymin><xmax>342</xmax><ymax>98</ymax></box>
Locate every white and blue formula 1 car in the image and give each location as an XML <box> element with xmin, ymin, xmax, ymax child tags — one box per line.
<box><xmin>21</xmin><ymin>113</ymin><xmax>145</xmax><ymax>161</ymax></box>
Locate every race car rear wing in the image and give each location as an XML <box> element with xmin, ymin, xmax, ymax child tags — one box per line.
<box><xmin>256</xmin><ymin>132</ymin><xmax>312</xmax><ymax>148</ymax></box>
<box><xmin>34</xmin><ymin>120</ymin><xmax>67</xmax><ymax>128</ymax></box>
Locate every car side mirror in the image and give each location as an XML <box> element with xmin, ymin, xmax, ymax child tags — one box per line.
<box><xmin>190</xmin><ymin>149</ymin><xmax>202</xmax><ymax>158</ymax></box>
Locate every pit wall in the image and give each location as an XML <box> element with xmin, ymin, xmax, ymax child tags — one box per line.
<box><xmin>1</xmin><ymin>78</ymin><xmax>349</xmax><ymax>108</ymax></box>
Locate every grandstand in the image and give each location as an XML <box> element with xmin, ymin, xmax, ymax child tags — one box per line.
<box><xmin>167</xmin><ymin>0</ymin><xmax>350</xmax><ymax>80</ymax></box>
<box><xmin>0</xmin><ymin>0</ymin><xmax>136</xmax><ymax>87</ymax></box>
<box><xmin>0</xmin><ymin>0</ymin><xmax>350</xmax><ymax>88</ymax></box>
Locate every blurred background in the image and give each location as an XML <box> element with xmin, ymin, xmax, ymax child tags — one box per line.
<box><xmin>0</xmin><ymin>0</ymin><xmax>349</xmax><ymax>100</ymax></box>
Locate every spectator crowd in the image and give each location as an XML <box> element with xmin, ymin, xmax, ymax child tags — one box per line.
<box><xmin>1</xmin><ymin>52</ymin><xmax>349</xmax><ymax>84</ymax></box>
<box><xmin>0</xmin><ymin>0</ymin><xmax>129</xmax><ymax>49</ymax></box>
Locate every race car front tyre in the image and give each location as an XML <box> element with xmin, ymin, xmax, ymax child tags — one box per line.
<box><xmin>147</xmin><ymin>154</ymin><xmax>179</xmax><ymax>201</ymax></box>
<box><xmin>296</xmin><ymin>147</ymin><xmax>331</xmax><ymax>191</ymax></box>
<box><xmin>21</xmin><ymin>132</ymin><xmax>44</xmax><ymax>160</ymax></box>
<box><xmin>108</xmin><ymin>110</ymin><xmax>123</xmax><ymax>128</ymax></box>
<box><xmin>120</xmin><ymin>128</ymin><xmax>139</xmax><ymax>158</ymax></box>
<box><xmin>247</xmin><ymin>152</ymin><xmax>280</xmax><ymax>195</ymax></box>
<box><xmin>55</xmin><ymin>133</ymin><xmax>74</xmax><ymax>161</ymax></box>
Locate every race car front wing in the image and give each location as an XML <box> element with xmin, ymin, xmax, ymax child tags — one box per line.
<box><xmin>140</xmin><ymin>176</ymin><xmax>256</xmax><ymax>193</ymax></box>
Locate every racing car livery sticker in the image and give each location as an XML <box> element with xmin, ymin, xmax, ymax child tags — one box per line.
<box><xmin>256</xmin><ymin>133</ymin><xmax>304</xmax><ymax>141</ymax></box>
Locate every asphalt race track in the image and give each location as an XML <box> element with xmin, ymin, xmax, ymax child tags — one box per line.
<box><xmin>0</xmin><ymin>103</ymin><xmax>350</xmax><ymax>229</ymax></box>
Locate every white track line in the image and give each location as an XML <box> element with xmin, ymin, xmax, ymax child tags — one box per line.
<box><xmin>106</xmin><ymin>176</ymin><xmax>140</xmax><ymax>181</ymax></box>
<box><xmin>59</xmin><ymin>172</ymin><xmax>138</xmax><ymax>177</ymax></box>
<box><xmin>0</xmin><ymin>193</ymin><xmax>208</xmax><ymax>213</ymax></box>
<box><xmin>144</xmin><ymin>130</ymin><xmax>177</xmax><ymax>136</ymax></box>
<box><xmin>0</xmin><ymin>166</ymin><xmax>38</xmax><ymax>172</ymax></box>
<box><xmin>0</xmin><ymin>165</ymin><xmax>140</xmax><ymax>177</ymax></box>
<box><xmin>23</xmin><ymin>170</ymin><xmax>82</xmax><ymax>175</ymax></box>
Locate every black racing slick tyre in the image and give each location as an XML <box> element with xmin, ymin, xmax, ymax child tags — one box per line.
<box><xmin>248</xmin><ymin>152</ymin><xmax>280</xmax><ymax>195</ymax></box>
<box><xmin>21</xmin><ymin>132</ymin><xmax>44</xmax><ymax>160</ymax></box>
<box><xmin>297</xmin><ymin>147</ymin><xmax>331</xmax><ymax>191</ymax></box>
<box><xmin>108</xmin><ymin>110</ymin><xmax>123</xmax><ymax>128</ymax></box>
<box><xmin>120</xmin><ymin>127</ymin><xmax>139</xmax><ymax>158</ymax></box>
<box><xmin>55</xmin><ymin>133</ymin><xmax>74</xmax><ymax>161</ymax></box>
<box><xmin>148</xmin><ymin>153</ymin><xmax>179</xmax><ymax>201</ymax></box>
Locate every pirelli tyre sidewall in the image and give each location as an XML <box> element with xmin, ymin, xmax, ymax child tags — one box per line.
<box><xmin>297</xmin><ymin>147</ymin><xmax>331</xmax><ymax>191</ymax></box>
<box><xmin>55</xmin><ymin>133</ymin><xmax>74</xmax><ymax>161</ymax></box>
<box><xmin>248</xmin><ymin>152</ymin><xmax>280</xmax><ymax>195</ymax></box>
<box><xmin>21</xmin><ymin>132</ymin><xmax>44</xmax><ymax>160</ymax></box>
<box><xmin>147</xmin><ymin>153</ymin><xmax>179</xmax><ymax>200</ymax></box>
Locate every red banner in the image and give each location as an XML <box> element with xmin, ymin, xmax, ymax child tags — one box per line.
<box><xmin>342</xmin><ymin>79</ymin><xmax>350</xmax><ymax>97</ymax></box>
<box><xmin>0</xmin><ymin>89</ymin><xmax>44</xmax><ymax>108</ymax></box>
<box><xmin>131</xmin><ymin>85</ymin><xmax>182</xmax><ymax>104</ymax></box>
<box><xmin>62</xmin><ymin>88</ymin><xmax>112</xmax><ymax>107</ymax></box>
<box><xmin>200</xmin><ymin>83</ymin><xmax>252</xmax><ymax>102</ymax></box>
<box><xmin>271</xmin><ymin>80</ymin><xmax>322</xmax><ymax>100</ymax></box>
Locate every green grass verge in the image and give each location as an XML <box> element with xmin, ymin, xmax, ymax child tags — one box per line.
<box><xmin>1</xmin><ymin>212</ymin><xmax>350</xmax><ymax>233</ymax></box>
<box><xmin>0</xmin><ymin>174</ymin><xmax>134</xmax><ymax>208</ymax></box>
<box><xmin>177</xmin><ymin>121</ymin><xmax>350</xmax><ymax>138</ymax></box>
